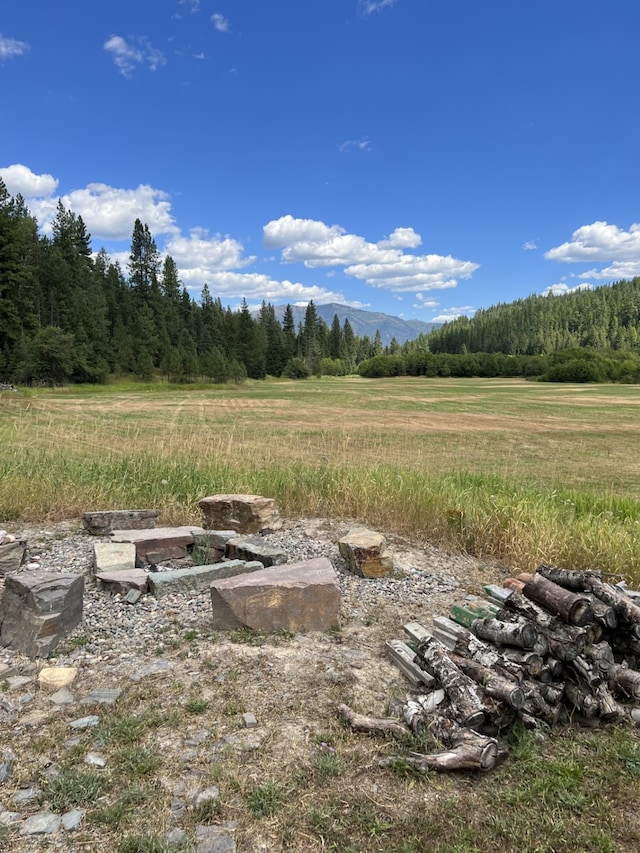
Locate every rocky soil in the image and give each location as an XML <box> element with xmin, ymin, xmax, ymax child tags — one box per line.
<box><xmin>0</xmin><ymin>518</ymin><xmax>505</xmax><ymax>852</ymax></box>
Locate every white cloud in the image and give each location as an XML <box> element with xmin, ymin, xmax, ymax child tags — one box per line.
<box><xmin>166</xmin><ymin>228</ymin><xmax>254</xmax><ymax>272</ymax></box>
<box><xmin>0</xmin><ymin>34</ymin><xmax>29</xmax><ymax>60</ymax></box>
<box><xmin>430</xmin><ymin>307</ymin><xmax>475</xmax><ymax>323</ymax></box>
<box><xmin>179</xmin><ymin>270</ymin><xmax>347</xmax><ymax>304</ymax></box>
<box><xmin>543</xmin><ymin>282</ymin><xmax>593</xmax><ymax>296</ymax></box>
<box><xmin>544</xmin><ymin>220</ymin><xmax>640</xmax><ymax>281</ymax></box>
<box><xmin>180</xmin><ymin>0</ymin><xmax>200</xmax><ymax>11</ymax></box>
<box><xmin>545</xmin><ymin>221</ymin><xmax>640</xmax><ymax>262</ymax></box>
<box><xmin>0</xmin><ymin>164</ymin><xmax>58</xmax><ymax>197</ymax></box>
<box><xmin>263</xmin><ymin>215</ymin><xmax>478</xmax><ymax>293</ymax></box>
<box><xmin>413</xmin><ymin>294</ymin><xmax>440</xmax><ymax>309</ymax></box>
<box><xmin>211</xmin><ymin>13</ymin><xmax>230</xmax><ymax>32</ymax></box>
<box><xmin>359</xmin><ymin>0</ymin><xmax>398</xmax><ymax>14</ymax></box>
<box><xmin>338</xmin><ymin>139</ymin><xmax>372</xmax><ymax>153</ymax></box>
<box><xmin>104</xmin><ymin>35</ymin><xmax>166</xmax><ymax>77</ymax></box>
<box><xmin>523</xmin><ymin>240</ymin><xmax>537</xmax><ymax>251</ymax></box>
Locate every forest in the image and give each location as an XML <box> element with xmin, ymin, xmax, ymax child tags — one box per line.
<box><xmin>2</xmin><ymin>178</ymin><xmax>640</xmax><ymax>385</ymax></box>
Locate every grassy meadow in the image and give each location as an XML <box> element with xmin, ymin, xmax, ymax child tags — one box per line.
<box><xmin>3</xmin><ymin>377</ymin><xmax>640</xmax><ymax>852</ymax></box>
<box><xmin>1</xmin><ymin>375</ymin><xmax>640</xmax><ymax>579</ymax></box>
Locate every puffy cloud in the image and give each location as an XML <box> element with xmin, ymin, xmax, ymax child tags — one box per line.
<box><xmin>263</xmin><ymin>215</ymin><xmax>478</xmax><ymax>292</ymax></box>
<box><xmin>0</xmin><ymin>34</ymin><xmax>29</xmax><ymax>60</ymax></box>
<box><xmin>104</xmin><ymin>35</ymin><xmax>166</xmax><ymax>77</ymax></box>
<box><xmin>544</xmin><ymin>220</ymin><xmax>640</xmax><ymax>281</ymax></box>
<box><xmin>166</xmin><ymin>228</ymin><xmax>254</xmax><ymax>272</ymax></box>
<box><xmin>0</xmin><ymin>164</ymin><xmax>58</xmax><ymax>197</ymax></box>
<box><xmin>545</xmin><ymin>221</ymin><xmax>640</xmax><ymax>263</ymax></box>
<box><xmin>211</xmin><ymin>13</ymin><xmax>230</xmax><ymax>32</ymax></box>
<box><xmin>178</xmin><ymin>269</ymin><xmax>347</xmax><ymax>304</ymax></box>
<box><xmin>523</xmin><ymin>240</ymin><xmax>537</xmax><ymax>251</ymax></box>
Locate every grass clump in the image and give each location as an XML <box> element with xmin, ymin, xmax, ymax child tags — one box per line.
<box><xmin>247</xmin><ymin>780</ymin><xmax>284</xmax><ymax>818</ymax></box>
<box><xmin>45</xmin><ymin>766</ymin><xmax>108</xmax><ymax>811</ymax></box>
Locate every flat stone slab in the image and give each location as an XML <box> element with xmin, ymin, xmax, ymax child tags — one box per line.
<box><xmin>149</xmin><ymin>560</ymin><xmax>263</xmax><ymax>599</ymax></box>
<box><xmin>199</xmin><ymin>494</ymin><xmax>282</xmax><ymax>534</ymax></box>
<box><xmin>95</xmin><ymin>569</ymin><xmax>149</xmax><ymax>595</ymax></box>
<box><xmin>38</xmin><ymin>667</ymin><xmax>78</xmax><ymax>691</ymax></box>
<box><xmin>338</xmin><ymin>527</ymin><xmax>394</xmax><ymax>578</ymax></box>
<box><xmin>210</xmin><ymin>557</ymin><xmax>341</xmax><ymax>633</ymax></box>
<box><xmin>225</xmin><ymin>535</ymin><xmax>288</xmax><ymax>567</ymax></box>
<box><xmin>83</xmin><ymin>509</ymin><xmax>160</xmax><ymax>535</ymax></box>
<box><xmin>109</xmin><ymin>526</ymin><xmax>205</xmax><ymax>563</ymax></box>
<box><xmin>93</xmin><ymin>542</ymin><xmax>136</xmax><ymax>574</ymax></box>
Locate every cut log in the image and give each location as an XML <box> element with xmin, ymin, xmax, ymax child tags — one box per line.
<box><xmin>564</xmin><ymin>681</ymin><xmax>599</xmax><ymax>718</ymax></box>
<box><xmin>609</xmin><ymin>665</ymin><xmax>640</xmax><ymax>700</ymax></box>
<box><xmin>336</xmin><ymin>704</ymin><xmax>409</xmax><ymax>739</ymax></box>
<box><xmin>431</xmin><ymin>616</ymin><xmax>529</xmax><ymax>683</ymax></box>
<box><xmin>469</xmin><ymin>616</ymin><xmax>538</xmax><ymax>650</ymax></box>
<box><xmin>587</xmin><ymin>578</ymin><xmax>640</xmax><ymax>626</ymax></box>
<box><xmin>448</xmin><ymin>652</ymin><xmax>525</xmax><ymax>710</ymax></box>
<box><xmin>523</xmin><ymin>572</ymin><xmax>594</xmax><ymax>627</ymax></box>
<box><xmin>536</xmin><ymin>565</ymin><xmax>597</xmax><ymax>590</ymax></box>
<box><xmin>415</xmin><ymin>636</ymin><xmax>486</xmax><ymax>730</ymax></box>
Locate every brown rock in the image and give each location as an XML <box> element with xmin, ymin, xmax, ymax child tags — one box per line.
<box><xmin>338</xmin><ymin>528</ymin><xmax>394</xmax><ymax>578</ymax></box>
<box><xmin>109</xmin><ymin>526</ymin><xmax>204</xmax><ymax>563</ymax></box>
<box><xmin>210</xmin><ymin>557</ymin><xmax>340</xmax><ymax>633</ymax></box>
<box><xmin>199</xmin><ymin>494</ymin><xmax>282</xmax><ymax>534</ymax></box>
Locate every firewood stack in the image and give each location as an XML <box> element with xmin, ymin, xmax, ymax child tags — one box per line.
<box><xmin>339</xmin><ymin>566</ymin><xmax>640</xmax><ymax>772</ymax></box>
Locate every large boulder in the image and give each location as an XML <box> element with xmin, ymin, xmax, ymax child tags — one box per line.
<box><xmin>338</xmin><ymin>527</ymin><xmax>394</xmax><ymax>578</ymax></box>
<box><xmin>0</xmin><ymin>571</ymin><xmax>84</xmax><ymax>658</ymax></box>
<box><xmin>199</xmin><ymin>494</ymin><xmax>282</xmax><ymax>534</ymax></box>
<box><xmin>210</xmin><ymin>557</ymin><xmax>341</xmax><ymax>633</ymax></box>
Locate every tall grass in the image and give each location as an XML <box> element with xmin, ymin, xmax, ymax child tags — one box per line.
<box><xmin>2</xmin><ymin>379</ymin><xmax>640</xmax><ymax>581</ymax></box>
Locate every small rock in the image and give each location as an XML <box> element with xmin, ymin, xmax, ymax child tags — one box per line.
<box><xmin>69</xmin><ymin>715</ymin><xmax>100</xmax><ymax>729</ymax></box>
<box><xmin>49</xmin><ymin>687</ymin><xmax>75</xmax><ymax>705</ymax></box>
<box><xmin>84</xmin><ymin>752</ymin><xmax>107</xmax><ymax>768</ymax></box>
<box><xmin>61</xmin><ymin>808</ymin><xmax>84</xmax><ymax>831</ymax></box>
<box><xmin>20</xmin><ymin>811</ymin><xmax>61</xmax><ymax>835</ymax></box>
<box><xmin>14</xmin><ymin>787</ymin><xmax>40</xmax><ymax>804</ymax></box>
<box><xmin>38</xmin><ymin>667</ymin><xmax>78</xmax><ymax>691</ymax></box>
<box><xmin>242</xmin><ymin>712</ymin><xmax>257</xmax><ymax>728</ymax></box>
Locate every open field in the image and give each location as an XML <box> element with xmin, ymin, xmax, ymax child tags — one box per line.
<box><xmin>3</xmin><ymin>377</ymin><xmax>640</xmax><ymax>852</ymax></box>
<box><xmin>2</xmin><ymin>376</ymin><xmax>640</xmax><ymax>578</ymax></box>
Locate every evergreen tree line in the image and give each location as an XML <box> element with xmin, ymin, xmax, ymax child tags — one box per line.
<box><xmin>0</xmin><ymin>181</ymin><xmax>390</xmax><ymax>385</ymax></box>
<box><xmin>3</xmin><ymin>178</ymin><xmax>640</xmax><ymax>385</ymax></box>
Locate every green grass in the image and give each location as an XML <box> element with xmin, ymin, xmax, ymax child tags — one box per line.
<box><xmin>2</xmin><ymin>377</ymin><xmax>640</xmax><ymax>579</ymax></box>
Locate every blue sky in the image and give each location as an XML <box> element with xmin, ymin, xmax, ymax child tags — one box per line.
<box><xmin>2</xmin><ymin>1</ymin><xmax>639</xmax><ymax>323</ymax></box>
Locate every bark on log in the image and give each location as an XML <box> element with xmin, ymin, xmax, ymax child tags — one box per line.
<box><xmin>609</xmin><ymin>665</ymin><xmax>640</xmax><ymax>700</ymax></box>
<box><xmin>406</xmin><ymin>726</ymin><xmax>500</xmax><ymax>772</ymax></box>
<box><xmin>336</xmin><ymin>704</ymin><xmax>409</xmax><ymax>739</ymax></box>
<box><xmin>523</xmin><ymin>572</ymin><xmax>594</xmax><ymax>627</ymax></box>
<box><xmin>448</xmin><ymin>652</ymin><xmax>525</xmax><ymax>710</ymax></box>
<box><xmin>470</xmin><ymin>616</ymin><xmax>538</xmax><ymax>650</ymax></box>
<box><xmin>588</xmin><ymin>578</ymin><xmax>640</xmax><ymax>626</ymax></box>
<box><xmin>536</xmin><ymin>565</ymin><xmax>599</xmax><ymax>590</ymax></box>
<box><xmin>432</xmin><ymin>617</ymin><xmax>528</xmax><ymax>683</ymax></box>
<box><xmin>564</xmin><ymin>681</ymin><xmax>599</xmax><ymax>718</ymax></box>
<box><xmin>416</xmin><ymin>637</ymin><xmax>486</xmax><ymax>730</ymax></box>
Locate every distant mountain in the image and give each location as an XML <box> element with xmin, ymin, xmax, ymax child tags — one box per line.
<box><xmin>268</xmin><ymin>303</ymin><xmax>440</xmax><ymax>346</ymax></box>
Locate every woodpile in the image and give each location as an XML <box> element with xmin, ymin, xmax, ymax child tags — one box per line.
<box><xmin>339</xmin><ymin>565</ymin><xmax>640</xmax><ymax>772</ymax></box>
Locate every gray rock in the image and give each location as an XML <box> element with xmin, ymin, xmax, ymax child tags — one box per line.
<box><xmin>69</xmin><ymin>715</ymin><xmax>100</xmax><ymax>729</ymax></box>
<box><xmin>61</xmin><ymin>808</ymin><xmax>84</xmax><ymax>830</ymax></box>
<box><xmin>14</xmin><ymin>786</ymin><xmax>39</xmax><ymax>804</ymax></box>
<box><xmin>0</xmin><ymin>570</ymin><xmax>84</xmax><ymax>658</ymax></box>
<box><xmin>130</xmin><ymin>658</ymin><xmax>173</xmax><ymax>681</ymax></box>
<box><xmin>195</xmin><ymin>824</ymin><xmax>236</xmax><ymax>853</ymax></box>
<box><xmin>225</xmin><ymin>535</ymin><xmax>288</xmax><ymax>567</ymax></box>
<box><xmin>80</xmin><ymin>687</ymin><xmax>122</xmax><ymax>707</ymax></box>
<box><xmin>165</xmin><ymin>828</ymin><xmax>188</xmax><ymax>846</ymax></box>
<box><xmin>194</xmin><ymin>785</ymin><xmax>220</xmax><ymax>807</ymax></box>
<box><xmin>0</xmin><ymin>539</ymin><xmax>27</xmax><ymax>575</ymax></box>
<box><xmin>95</xmin><ymin>569</ymin><xmax>148</xmax><ymax>595</ymax></box>
<box><xmin>49</xmin><ymin>687</ymin><xmax>75</xmax><ymax>705</ymax></box>
<box><xmin>20</xmin><ymin>811</ymin><xmax>61</xmax><ymax>835</ymax></box>
<box><xmin>84</xmin><ymin>752</ymin><xmax>107</xmax><ymax>768</ymax></box>
<box><xmin>149</xmin><ymin>560</ymin><xmax>263</xmax><ymax>599</ymax></box>
<box><xmin>0</xmin><ymin>762</ymin><xmax>13</xmax><ymax>785</ymax></box>
<box><xmin>83</xmin><ymin>509</ymin><xmax>160</xmax><ymax>535</ymax></box>
<box><xmin>242</xmin><ymin>712</ymin><xmax>257</xmax><ymax>728</ymax></box>
<box><xmin>0</xmin><ymin>810</ymin><xmax>22</xmax><ymax>825</ymax></box>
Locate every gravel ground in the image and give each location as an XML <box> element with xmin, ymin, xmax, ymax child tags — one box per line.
<box><xmin>0</xmin><ymin>518</ymin><xmax>506</xmax><ymax>851</ymax></box>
